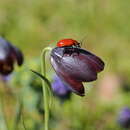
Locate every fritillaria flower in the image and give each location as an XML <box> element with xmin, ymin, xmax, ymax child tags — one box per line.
<box><xmin>118</xmin><ymin>107</ymin><xmax>130</xmax><ymax>129</ymax></box>
<box><xmin>0</xmin><ymin>37</ymin><xmax>23</xmax><ymax>76</ymax></box>
<box><xmin>52</xmin><ymin>74</ymin><xmax>72</xmax><ymax>100</ymax></box>
<box><xmin>50</xmin><ymin>46</ymin><xmax>105</xmax><ymax>96</ymax></box>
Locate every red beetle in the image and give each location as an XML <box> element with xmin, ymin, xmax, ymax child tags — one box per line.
<box><xmin>57</xmin><ymin>39</ymin><xmax>80</xmax><ymax>48</ymax></box>
<box><xmin>57</xmin><ymin>39</ymin><xmax>81</xmax><ymax>55</ymax></box>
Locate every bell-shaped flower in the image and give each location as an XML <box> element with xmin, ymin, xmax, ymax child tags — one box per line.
<box><xmin>0</xmin><ymin>37</ymin><xmax>23</xmax><ymax>75</ymax></box>
<box><xmin>50</xmin><ymin>47</ymin><xmax>104</xmax><ymax>96</ymax></box>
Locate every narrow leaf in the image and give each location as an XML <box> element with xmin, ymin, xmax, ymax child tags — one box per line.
<box><xmin>30</xmin><ymin>69</ymin><xmax>53</xmax><ymax>108</ymax></box>
<box><xmin>30</xmin><ymin>69</ymin><xmax>52</xmax><ymax>91</ymax></box>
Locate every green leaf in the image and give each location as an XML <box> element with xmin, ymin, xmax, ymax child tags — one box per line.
<box><xmin>30</xmin><ymin>69</ymin><xmax>52</xmax><ymax>91</ymax></box>
<box><xmin>30</xmin><ymin>69</ymin><xmax>53</xmax><ymax>108</ymax></box>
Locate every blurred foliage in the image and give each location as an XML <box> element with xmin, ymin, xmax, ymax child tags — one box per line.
<box><xmin>0</xmin><ymin>0</ymin><xmax>130</xmax><ymax>129</ymax></box>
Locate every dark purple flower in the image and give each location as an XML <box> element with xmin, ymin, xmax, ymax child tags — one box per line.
<box><xmin>52</xmin><ymin>75</ymin><xmax>72</xmax><ymax>100</ymax></box>
<box><xmin>0</xmin><ymin>37</ymin><xmax>23</xmax><ymax>75</ymax></box>
<box><xmin>118</xmin><ymin>107</ymin><xmax>130</xmax><ymax>128</ymax></box>
<box><xmin>50</xmin><ymin>47</ymin><xmax>104</xmax><ymax>96</ymax></box>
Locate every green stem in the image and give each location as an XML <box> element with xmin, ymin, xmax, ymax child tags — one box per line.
<box><xmin>41</xmin><ymin>47</ymin><xmax>52</xmax><ymax>130</ymax></box>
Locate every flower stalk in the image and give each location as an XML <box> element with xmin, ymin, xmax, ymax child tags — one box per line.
<box><xmin>41</xmin><ymin>47</ymin><xmax>52</xmax><ymax>130</ymax></box>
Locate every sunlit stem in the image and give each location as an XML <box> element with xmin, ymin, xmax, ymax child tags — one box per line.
<box><xmin>41</xmin><ymin>47</ymin><xmax>52</xmax><ymax>130</ymax></box>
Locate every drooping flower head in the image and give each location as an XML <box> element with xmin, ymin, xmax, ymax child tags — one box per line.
<box><xmin>52</xmin><ymin>74</ymin><xmax>72</xmax><ymax>100</ymax></box>
<box><xmin>0</xmin><ymin>37</ymin><xmax>24</xmax><ymax>75</ymax></box>
<box><xmin>50</xmin><ymin>39</ymin><xmax>105</xmax><ymax>96</ymax></box>
<box><xmin>118</xmin><ymin>107</ymin><xmax>130</xmax><ymax>129</ymax></box>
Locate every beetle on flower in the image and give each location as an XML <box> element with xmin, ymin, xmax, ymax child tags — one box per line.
<box><xmin>0</xmin><ymin>37</ymin><xmax>23</xmax><ymax>76</ymax></box>
<box><xmin>50</xmin><ymin>38</ymin><xmax>105</xmax><ymax>96</ymax></box>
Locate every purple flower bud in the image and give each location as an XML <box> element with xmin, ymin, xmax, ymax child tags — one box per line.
<box><xmin>50</xmin><ymin>47</ymin><xmax>104</xmax><ymax>96</ymax></box>
<box><xmin>0</xmin><ymin>37</ymin><xmax>24</xmax><ymax>75</ymax></box>
<box><xmin>118</xmin><ymin>107</ymin><xmax>130</xmax><ymax>129</ymax></box>
<box><xmin>52</xmin><ymin>75</ymin><xmax>72</xmax><ymax>100</ymax></box>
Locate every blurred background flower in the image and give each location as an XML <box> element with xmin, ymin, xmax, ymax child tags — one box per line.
<box><xmin>118</xmin><ymin>107</ymin><xmax>130</xmax><ymax>129</ymax></box>
<box><xmin>51</xmin><ymin>74</ymin><xmax>72</xmax><ymax>101</ymax></box>
<box><xmin>97</xmin><ymin>73</ymin><xmax>120</xmax><ymax>102</ymax></box>
<box><xmin>0</xmin><ymin>37</ymin><xmax>23</xmax><ymax>76</ymax></box>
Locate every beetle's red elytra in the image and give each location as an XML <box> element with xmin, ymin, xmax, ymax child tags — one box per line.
<box><xmin>57</xmin><ymin>39</ymin><xmax>80</xmax><ymax>47</ymax></box>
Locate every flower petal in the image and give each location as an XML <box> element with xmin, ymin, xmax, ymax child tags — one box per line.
<box><xmin>0</xmin><ymin>38</ymin><xmax>11</xmax><ymax>60</ymax></box>
<box><xmin>79</xmin><ymin>49</ymin><xmax>104</xmax><ymax>72</ymax></box>
<box><xmin>51</xmin><ymin>47</ymin><xmax>104</xmax><ymax>82</ymax></box>
<box><xmin>12</xmin><ymin>47</ymin><xmax>24</xmax><ymax>66</ymax></box>
<box><xmin>51</xmin><ymin>61</ymin><xmax>85</xmax><ymax>96</ymax></box>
